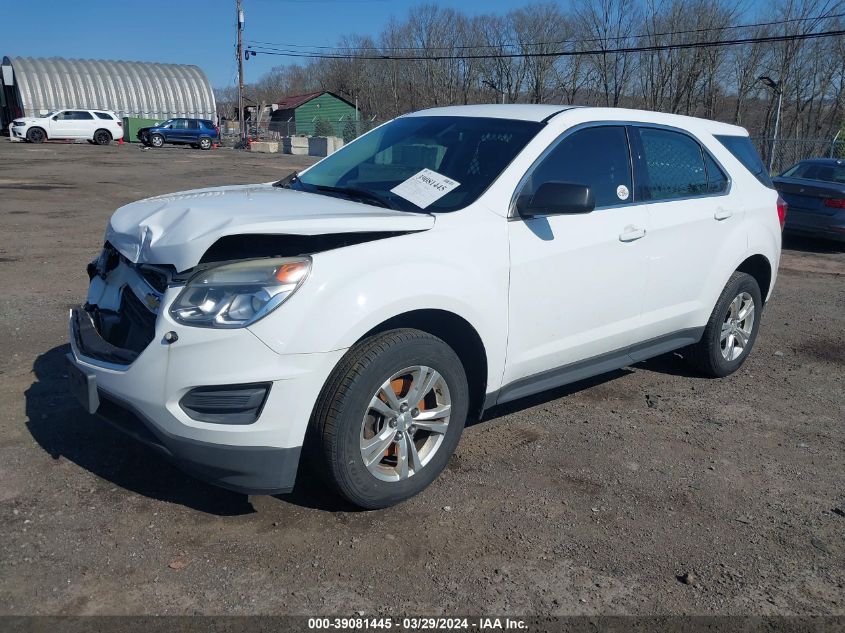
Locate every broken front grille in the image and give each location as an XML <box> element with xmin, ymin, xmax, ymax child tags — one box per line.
<box><xmin>88</xmin><ymin>287</ymin><xmax>157</xmax><ymax>357</ymax></box>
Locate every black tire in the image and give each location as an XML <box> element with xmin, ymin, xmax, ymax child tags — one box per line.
<box><xmin>93</xmin><ymin>129</ymin><xmax>111</xmax><ymax>145</ymax></box>
<box><xmin>686</xmin><ymin>272</ymin><xmax>762</xmax><ymax>377</ymax></box>
<box><xmin>150</xmin><ymin>133</ymin><xmax>164</xmax><ymax>148</ymax></box>
<box><xmin>26</xmin><ymin>127</ymin><xmax>46</xmax><ymax>143</ymax></box>
<box><xmin>311</xmin><ymin>329</ymin><xmax>468</xmax><ymax>509</ymax></box>
<box><xmin>198</xmin><ymin>136</ymin><xmax>212</xmax><ymax>150</ymax></box>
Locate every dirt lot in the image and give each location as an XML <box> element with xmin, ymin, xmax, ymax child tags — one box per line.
<box><xmin>0</xmin><ymin>140</ymin><xmax>842</xmax><ymax>617</ymax></box>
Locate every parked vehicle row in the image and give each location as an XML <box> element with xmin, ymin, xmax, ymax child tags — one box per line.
<box><xmin>66</xmin><ymin>104</ymin><xmax>784</xmax><ymax>509</ymax></box>
<box><xmin>8</xmin><ymin>113</ymin><xmax>219</xmax><ymax>150</ymax></box>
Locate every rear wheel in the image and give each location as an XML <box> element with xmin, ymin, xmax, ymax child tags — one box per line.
<box><xmin>26</xmin><ymin>127</ymin><xmax>46</xmax><ymax>143</ymax></box>
<box><xmin>198</xmin><ymin>136</ymin><xmax>212</xmax><ymax>150</ymax></box>
<box><xmin>686</xmin><ymin>272</ymin><xmax>762</xmax><ymax>377</ymax></box>
<box><xmin>311</xmin><ymin>329</ymin><xmax>468</xmax><ymax>509</ymax></box>
<box><xmin>150</xmin><ymin>133</ymin><xmax>164</xmax><ymax>148</ymax></box>
<box><xmin>93</xmin><ymin>129</ymin><xmax>111</xmax><ymax>145</ymax></box>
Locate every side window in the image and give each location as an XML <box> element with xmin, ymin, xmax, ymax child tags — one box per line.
<box><xmin>635</xmin><ymin>128</ymin><xmax>707</xmax><ymax>201</ymax></box>
<box><xmin>94</xmin><ymin>112</ymin><xmax>114</xmax><ymax>120</ymax></box>
<box><xmin>54</xmin><ymin>111</ymin><xmax>72</xmax><ymax>120</ymax></box>
<box><xmin>187</xmin><ymin>120</ymin><xmax>200</xmax><ymax>130</ymax></box>
<box><xmin>715</xmin><ymin>134</ymin><xmax>773</xmax><ymax>188</ymax></box>
<box><xmin>704</xmin><ymin>153</ymin><xmax>729</xmax><ymax>194</ymax></box>
<box><xmin>518</xmin><ymin>126</ymin><xmax>633</xmax><ymax>211</ymax></box>
<box><xmin>72</xmin><ymin>111</ymin><xmax>94</xmax><ymax>120</ymax></box>
<box><xmin>172</xmin><ymin>119</ymin><xmax>188</xmax><ymax>130</ymax></box>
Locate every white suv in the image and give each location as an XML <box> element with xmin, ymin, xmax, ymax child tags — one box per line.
<box><xmin>66</xmin><ymin>105</ymin><xmax>784</xmax><ymax>508</ymax></box>
<box><xmin>10</xmin><ymin>109</ymin><xmax>123</xmax><ymax>145</ymax></box>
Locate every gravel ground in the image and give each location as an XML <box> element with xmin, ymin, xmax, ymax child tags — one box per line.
<box><xmin>0</xmin><ymin>140</ymin><xmax>842</xmax><ymax>616</ymax></box>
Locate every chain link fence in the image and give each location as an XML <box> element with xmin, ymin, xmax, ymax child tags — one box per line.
<box><xmin>753</xmin><ymin>137</ymin><xmax>845</xmax><ymax>175</ymax></box>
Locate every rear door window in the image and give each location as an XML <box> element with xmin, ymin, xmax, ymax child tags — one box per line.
<box><xmin>715</xmin><ymin>135</ymin><xmax>773</xmax><ymax>188</ymax></box>
<box><xmin>187</xmin><ymin>120</ymin><xmax>199</xmax><ymax>130</ymax></box>
<box><xmin>518</xmin><ymin>125</ymin><xmax>633</xmax><ymax>210</ymax></box>
<box><xmin>634</xmin><ymin>128</ymin><xmax>708</xmax><ymax>201</ymax></box>
<box><xmin>71</xmin><ymin>111</ymin><xmax>94</xmax><ymax>120</ymax></box>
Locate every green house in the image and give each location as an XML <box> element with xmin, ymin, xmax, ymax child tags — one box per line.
<box><xmin>269</xmin><ymin>91</ymin><xmax>357</xmax><ymax>137</ymax></box>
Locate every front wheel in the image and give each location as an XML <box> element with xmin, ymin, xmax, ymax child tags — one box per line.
<box><xmin>26</xmin><ymin>127</ymin><xmax>46</xmax><ymax>143</ymax></box>
<box><xmin>150</xmin><ymin>133</ymin><xmax>164</xmax><ymax>148</ymax></box>
<box><xmin>685</xmin><ymin>272</ymin><xmax>762</xmax><ymax>377</ymax></box>
<box><xmin>311</xmin><ymin>329</ymin><xmax>468</xmax><ymax>509</ymax></box>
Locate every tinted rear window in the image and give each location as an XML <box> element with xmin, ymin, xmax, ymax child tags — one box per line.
<box><xmin>715</xmin><ymin>135</ymin><xmax>773</xmax><ymax>188</ymax></box>
<box><xmin>94</xmin><ymin>112</ymin><xmax>114</xmax><ymax>120</ymax></box>
<box><xmin>201</xmin><ymin>120</ymin><xmax>215</xmax><ymax>128</ymax></box>
<box><xmin>782</xmin><ymin>161</ymin><xmax>845</xmax><ymax>184</ymax></box>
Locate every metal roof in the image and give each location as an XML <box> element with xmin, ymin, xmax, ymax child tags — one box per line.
<box><xmin>4</xmin><ymin>56</ymin><xmax>216</xmax><ymax>121</ymax></box>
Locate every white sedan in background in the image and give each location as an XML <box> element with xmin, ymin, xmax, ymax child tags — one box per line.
<box><xmin>9</xmin><ymin>109</ymin><xmax>123</xmax><ymax>145</ymax></box>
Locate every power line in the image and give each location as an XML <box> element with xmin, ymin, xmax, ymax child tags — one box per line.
<box><xmin>245</xmin><ymin>28</ymin><xmax>845</xmax><ymax>61</ymax></box>
<box><xmin>244</xmin><ymin>11</ymin><xmax>844</xmax><ymax>54</ymax></box>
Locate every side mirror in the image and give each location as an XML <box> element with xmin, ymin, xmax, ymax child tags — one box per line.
<box><xmin>520</xmin><ymin>181</ymin><xmax>595</xmax><ymax>217</ymax></box>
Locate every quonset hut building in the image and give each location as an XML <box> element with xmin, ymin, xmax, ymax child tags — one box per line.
<box><xmin>1</xmin><ymin>56</ymin><xmax>216</xmax><ymax>131</ymax></box>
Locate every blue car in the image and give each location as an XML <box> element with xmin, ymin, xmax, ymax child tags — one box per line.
<box><xmin>773</xmin><ymin>158</ymin><xmax>845</xmax><ymax>243</ymax></box>
<box><xmin>137</xmin><ymin>118</ymin><xmax>219</xmax><ymax>150</ymax></box>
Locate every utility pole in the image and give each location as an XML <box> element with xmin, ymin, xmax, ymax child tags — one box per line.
<box><xmin>237</xmin><ymin>0</ymin><xmax>245</xmax><ymax>142</ymax></box>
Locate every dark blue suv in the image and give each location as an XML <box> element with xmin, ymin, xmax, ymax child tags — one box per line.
<box><xmin>137</xmin><ymin>118</ymin><xmax>219</xmax><ymax>150</ymax></box>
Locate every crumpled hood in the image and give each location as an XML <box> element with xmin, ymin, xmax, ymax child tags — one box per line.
<box><xmin>105</xmin><ymin>183</ymin><xmax>434</xmax><ymax>272</ymax></box>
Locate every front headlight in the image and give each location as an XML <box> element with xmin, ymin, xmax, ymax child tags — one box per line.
<box><xmin>170</xmin><ymin>256</ymin><xmax>310</xmax><ymax>328</ymax></box>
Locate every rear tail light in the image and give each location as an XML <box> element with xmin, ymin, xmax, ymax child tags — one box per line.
<box><xmin>823</xmin><ymin>198</ymin><xmax>845</xmax><ymax>209</ymax></box>
<box><xmin>776</xmin><ymin>195</ymin><xmax>788</xmax><ymax>230</ymax></box>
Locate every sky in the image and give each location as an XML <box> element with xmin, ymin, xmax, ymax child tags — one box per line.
<box><xmin>0</xmin><ymin>0</ymin><xmax>561</xmax><ymax>89</ymax></box>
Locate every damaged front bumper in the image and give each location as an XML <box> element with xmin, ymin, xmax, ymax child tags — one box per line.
<box><xmin>66</xmin><ymin>299</ymin><xmax>345</xmax><ymax>495</ymax></box>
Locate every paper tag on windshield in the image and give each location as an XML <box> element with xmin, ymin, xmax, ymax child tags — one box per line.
<box><xmin>390</xmin><ymin>169</ymin><xmax>460</xmax><ymax>209</ymax></box>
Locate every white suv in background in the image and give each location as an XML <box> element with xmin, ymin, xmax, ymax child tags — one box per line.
<box><xmin>10</xmin><ymin>109</ymin><xmax>123</xmax><ymax>145</ymax></box>
<box><xmin>66</xmin><ymin>105</ymin><xmax>784</xmax><ymax>508</ymax></box>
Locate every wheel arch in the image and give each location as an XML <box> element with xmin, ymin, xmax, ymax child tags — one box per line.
<box><xmin>358</xmin><ymin>309</ymin><xmax>489</xmax><ymax>421</ymax></box>
<box><xmin>735</xmin><ymin>254</ymin><xmax>772</xmax><ymax>303</ymax></box>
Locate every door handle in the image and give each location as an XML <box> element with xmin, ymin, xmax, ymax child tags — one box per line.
<box><xmin>619</xmin><ymin>226</ymin><xmax>646</xmax><ymax>242</ymax></box>
<box><xmin>714</xmin><ymin>208</ymin><xmax>733</xmax><ymax>221</ymax></box>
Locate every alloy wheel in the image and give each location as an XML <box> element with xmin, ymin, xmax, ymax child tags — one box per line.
<box><xmin>359</xmin><ymin>365</ymin><xmax>451</xmax><ymax>482</ymax></box>
<box><xmin>720</xmin><ymin>291</ymin><xmax>755</xmax><ymax>361</ymax></box>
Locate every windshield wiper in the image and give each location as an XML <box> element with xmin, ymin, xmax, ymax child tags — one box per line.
<box><xmin>312</xmin><ymin>184</ymin><xmax>395</xmax><ymax>210</ymax></box>
<box><xmin>273</xmin><ymin>171</ymin><xmax>298</xmax><ymax>188</ymax></box>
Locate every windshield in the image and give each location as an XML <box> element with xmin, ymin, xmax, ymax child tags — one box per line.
<box><xmin>290</xmin><ymin>116</ymin><xmax>543</xmax><ymax>212</ymax></box>
<box><xmin>782</xmin><ymin>161</ymin><xmax>845</xmax><ymax>184</ymax></box>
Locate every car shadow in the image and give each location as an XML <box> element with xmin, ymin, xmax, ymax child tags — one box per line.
<box><xmin>782</xmin><ymin>233</ymin><xmax>845</xmax><ymax>254</ymax></box>
<box><xmin>28</xmin><ymin>345</ymin><xmax>699</xmax><ymax>515</ymax></box>
<box><xmin>26</xmin><ymin>345</ymin><xmax>256</xmax><ymax>516</ymax></box>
